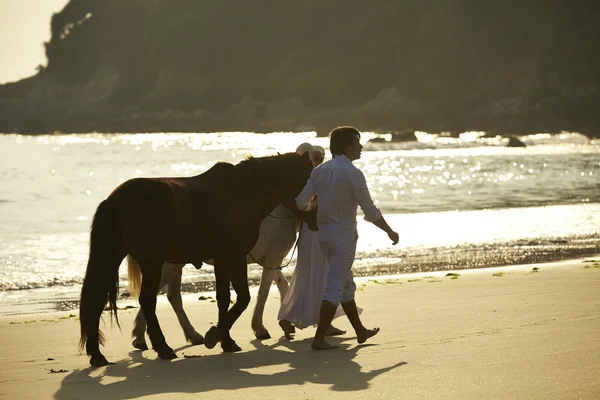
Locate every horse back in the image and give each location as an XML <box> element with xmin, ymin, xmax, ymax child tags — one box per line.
<box><xmin>108</xmin><ymin>177</ymin><xmax>222</xmax><ymax>261</ymax></box>
<box><xmin>106</xmin><ymin>161</ymin><xmax>282</xmax><ymax>263</ymax></box>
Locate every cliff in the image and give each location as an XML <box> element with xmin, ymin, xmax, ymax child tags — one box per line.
<box><xmin>1</xmin><ymin>0</ymin><xmax>599</xmax><ymax>136</ymax></box>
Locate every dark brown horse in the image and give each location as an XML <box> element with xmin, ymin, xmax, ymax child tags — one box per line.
<box><xmin>79</xmin><ymin>152</ymin><xmax>313</xmax><ymax>366</ymax></box>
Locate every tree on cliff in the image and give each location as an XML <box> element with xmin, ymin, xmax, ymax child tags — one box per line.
<box><xmin>1</xmin><ymin>0</ymin><xmax>599</xmax><ymax>134</ymax></box>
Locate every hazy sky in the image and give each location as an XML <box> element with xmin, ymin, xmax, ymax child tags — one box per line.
<box><xmin>0</xmin><ymin>0</ymin><xmax>69</xmax><ymax>84</ymax></box>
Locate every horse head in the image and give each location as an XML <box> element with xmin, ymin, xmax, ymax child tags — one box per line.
<box><xmin>234</xmin><ymin>151</ymin><xmax>312</xmax><ymax>224</ymax></box>
<box><xmin>277</xmin><ymin>151</ymin><xmax>313</xmax><ymax>198</ymax></box>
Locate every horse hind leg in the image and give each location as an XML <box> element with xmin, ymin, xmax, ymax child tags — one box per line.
<box><xmin>131</xmin><ymin>309</ymin><xmax>149</xmax><ymax>351</ymax></box>
<box><xmin>80</xmin><ymin>256</ymin><xmax>123</xmax><ymax>367</ymax></box>
<box><xmin>167</xmin><ymin>266</ymin><xmax>204</xmax><ymax>345</ymax></box>
<box><xmin>138</xmin><ymin>261</ymin><xmax>176</xmax><ymax>360</ymax></box>
<box><xmin>131</xmin><ymin>266</ymin><xmax>168</xmax><ymax>351</ymax></box>
<box><xmin>131</xmin><ymin>263</ymin><xmax>191</xmax><ymax>350</ymax></box>
<box><xmin>251</xmin><ymin>267</ymin><xmax>278</xmax><ymax>340</ymax></box>
<box><xmin>79</xmin><ymin>201</ymin><xmax>126</xmax><ymax>367</ymax></box>
<box><xmin>274</xmin><ymin>269</ymin><xmax>290</xmax><ymax>304</ymax></box>
<box><xmin>274</xmin><ymin>269</ymin><xmax>294</xmax><ymax>335</ymax></box>
<box><xmin>127</xmin><ymin>255</ymin><xmax>148</xmax><ymax>350</ymax></box>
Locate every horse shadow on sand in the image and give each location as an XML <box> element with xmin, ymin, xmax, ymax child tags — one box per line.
<box><xmin>54</xmin><ymin>337</ymin><xmax>407</xmax><ymax>399</ymax></box>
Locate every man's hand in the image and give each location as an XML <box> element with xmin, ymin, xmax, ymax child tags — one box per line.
<box><xmin>307</xmin><ymin>208</ymin><xmax>319</xmax><ymax>231</ymax></box>
<box><xmin>387</xmin><ymin>230</ymin><xmax>399</xmax><ymax>245</ymax></box>
<box><xmin>372</xmin><ymin>216</ymin><xmax>399</xmax><ymax>245</ymax></box>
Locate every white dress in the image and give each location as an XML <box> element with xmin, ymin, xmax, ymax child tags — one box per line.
<box><xmin>278</xmin><ymin>222</ymin><xmax>358</xmax><ymax>328</ymax></box>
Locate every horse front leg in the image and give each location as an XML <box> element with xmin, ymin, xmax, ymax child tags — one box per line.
<box><xmin>204</xmin><ymin>263</ymin><xmax>230</xmax><ymax>350</ymax></box>
<box><xmin>251</xmin><ymin>267</ymin><xmax>278</xmax><ymax>340</ymax></box>
<box><xmin>138</xmin><ymin>261</ymin><xmax>176</xmax><ymax>360</ymax></box>
<box><xmin>167</xmin><ymin>266</ymin><xmax>204</xmax><ymax>345</ymax></box>
<box><xmin>206</xmin><ymin>254</ymin><xmax>249</xmax><ymax>352</ymax></box>
<box><xmin>223</xmin><ymin>253</ymin><xmax>251</xmax><ymax>352</ymax></box>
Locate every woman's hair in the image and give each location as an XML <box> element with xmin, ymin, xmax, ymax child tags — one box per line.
<box><xmin>312</xmin><ymin>145</ymin><xmax>325</xmax><ymax>165</ymax></box>
<box><xmin>295</xmin><ymin>142</ymin><xmax>317</xmax><ymax>158</ymax></box>
<box><xmin>329</xmin><ymin>126</ymin><xmax>360</xmax><ymax>157</ymax></box>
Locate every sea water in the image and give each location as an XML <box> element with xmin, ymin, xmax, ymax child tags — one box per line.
<box><xmin>0</xmin><ymin>131</ymin><xmax>598</xmax><ymax>314</ymax></box>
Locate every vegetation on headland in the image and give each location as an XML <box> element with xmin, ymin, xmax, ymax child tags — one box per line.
<box><xmin>0</xmin><ymin>0</ymin><xmax>598</xmax><ymax>136</ymax></box>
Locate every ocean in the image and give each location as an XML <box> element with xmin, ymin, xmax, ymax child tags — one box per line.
<box><xmin>0</xmin><ymin>131</ymin><xmax>598</xmax><ymax>314</ymax></box>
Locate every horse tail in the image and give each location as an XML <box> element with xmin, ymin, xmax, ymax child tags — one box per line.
<box><xmin>127</xmin><ymin>255</ymin><xmax>142</xmax><ymax>299</ymax></box>
<box><xmin>79</xmin><ymin>198</ymin><xmax>125</xmax><ymax>355</ymax></box>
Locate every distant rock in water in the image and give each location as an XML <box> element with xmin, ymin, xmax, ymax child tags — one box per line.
<box><xmin>507</xmin><ymin>136</ymin><xmax>527</xmax><ymax>147</ymax></box>
<box><xmin>368</xmin><ymin>130</ymin><xmax>418</xmax><ymax>144</ymax></box>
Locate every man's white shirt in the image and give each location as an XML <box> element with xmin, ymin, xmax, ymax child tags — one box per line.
<box><xmin>295</xmin><ymin>154</ymin><xmax>382</xmax><ymax>242</ymax></box>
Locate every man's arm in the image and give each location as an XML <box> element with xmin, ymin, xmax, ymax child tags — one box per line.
<box><xmin>372</xmin><ymin>216</ymin><xmax>399</xmax><ymax>245</ymax></box>
<box><xmin>349</xmin><ymin>170</ymin><xmax>399</xmax><ymax>245</ymax></box>
<box><xmin>281</xmin><ymin>199</ymin><xmax>318</xmax><ymax>230</ymax></box>
<box><xmin>295</xmin><ymin>176</ymin><xmax>317</xmax><ymax>211</ymax></box>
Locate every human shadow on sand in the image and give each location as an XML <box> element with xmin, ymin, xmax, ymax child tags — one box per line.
<box><xmin>54</xmin><ymin>338</ymin><xmax>406</xmax><ymax>399</ymax></box>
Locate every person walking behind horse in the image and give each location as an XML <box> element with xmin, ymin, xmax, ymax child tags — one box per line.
<box><xmin>278</xmin><ymin>145</ymin><xmax>347</xmax><ymax>338</ymax></box>
<box><xmin>295</xmin><ymin>126</ymin><xmax>399</xmax><ymax>350</ymax></box>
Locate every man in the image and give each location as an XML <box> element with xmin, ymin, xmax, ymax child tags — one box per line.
<box><xmin>295</xmin><ymin>126</ymin><xmax>399</xmax><ymax>350</ymax></box>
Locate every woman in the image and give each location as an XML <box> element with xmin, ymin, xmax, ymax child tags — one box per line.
<box><xmin>278</xmin><ymin>145</ymin><xmax>350</xmax><ymax>339</ymax></box>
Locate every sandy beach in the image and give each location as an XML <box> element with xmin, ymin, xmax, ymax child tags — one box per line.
<box><xmin>1</xmin><ymin>257</ymin><xmax>599</xmax><ymax>400</ymax></box>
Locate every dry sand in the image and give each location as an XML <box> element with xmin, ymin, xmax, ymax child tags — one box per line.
<box><xmin>1</xmin><ymin>257</ymin><xmax>599</xmax><ymax>400</ymax></box>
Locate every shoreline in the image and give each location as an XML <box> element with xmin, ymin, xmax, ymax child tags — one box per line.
<box><xmin>1</xmin><ymin>254</ymin><xmax>598</xmax><ymax>317</ymax></box>
<box><xmin>1</xmin><ymin>255</ymin><xmax>598</xmax><ymax>399</ymax></box>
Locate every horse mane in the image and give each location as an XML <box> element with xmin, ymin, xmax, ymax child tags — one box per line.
<box><xmin>237</xmin><ymin>153</ymin><xmax>298</xmax><ymax>174</ymax></box>
<box><xmin>238</xmin><ymin>154</ymin><xmax>280</xmax><ymax>166</ymax></box>
<box><xmin>234</xmin><ymin>152</ymin><xmax>308</xmax><ymax>193</ymax></box>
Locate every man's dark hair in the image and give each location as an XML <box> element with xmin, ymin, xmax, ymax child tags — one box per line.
<box><xmin>328</xmin><ymin>126</ymin><xmax>361</xmax><ymax>157</ymax></box>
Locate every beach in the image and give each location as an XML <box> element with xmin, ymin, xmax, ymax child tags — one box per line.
<box><xmin>1</xmin><ymin>3</ymin><xmax>599</xmax><ymax>398</ymax></box>
<box><xmin>1</xmin><ymin>257</ymin><xmax>599</xmax><ymax>399</ymax></box>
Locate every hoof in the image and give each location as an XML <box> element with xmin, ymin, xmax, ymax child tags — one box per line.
<box><xmin>187</xmin><ymin>332</ymin><xmax>204</xmax><ymax>346</ymax></box>
<box><xmin>157</xmin><ymin>347</ymin><xmax>177</xmax><ymax>360</ymax></box>
<box><xmin>132</xmin><ymin>338</ymin><xmax>149</xmax><ymax>351</ymax></box>
<box><xmin>279</xmin><ymin>320</ymin><xmax>295</xmax><ymax>340</ymax></box>
<box><xmin>204</xmin><ymin>326</ymin><xmax>222</xmax><ymax>349</ymax></box>
<box><xmin>253</xmin><ymin>325</ymin><xmax>271</xmax><ymax>340</ymax></box>
<box><xmin>222</xmin><ymin>340</ymin><xmax>242</xmax><ymax>353</ymax></box>
<box><xmin>255</xmin><ymin>331</ymin><xmax>271</xmax><ymax>340</ymax></box>
<box><xmin>90</xmin><ymin>354</ymin><xmax>112</xmax><ymax>367</ymax></box>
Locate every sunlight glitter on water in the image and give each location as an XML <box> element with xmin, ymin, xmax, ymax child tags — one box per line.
<box><xmin>356</xmin><ymin>203</ymin><xmax>600</xmax><ymax>252</ymax></box>
<box><xmin>0</xmin><ymin>132</ymin><xmax>599</xmax><ymax>305</ymax></box>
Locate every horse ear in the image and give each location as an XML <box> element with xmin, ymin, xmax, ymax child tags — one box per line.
<box><xmin>277</xmin><ymin>152</ymin><xmax>281</xmax><ymax>155</ymax></box>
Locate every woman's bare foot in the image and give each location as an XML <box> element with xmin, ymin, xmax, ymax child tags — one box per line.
<box><xmin>311</xmin><ymin>338</ymin><xmax>339</xmax><ymax>350</ymax></box>
<box><xmin>279</xmin><ymin>320</ymin><xmax>295</xmax><ymax>340</ymax></box>
<box><xmin>324</xmin><ymin>325</ymin><xmax>346</xmax><ymax>336</ymax></box>
<box><xmin>357</xmin><ymin>327</ymin><xmax>380</xmax><ymax>344</ymax></box>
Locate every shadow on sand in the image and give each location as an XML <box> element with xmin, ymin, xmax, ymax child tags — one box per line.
<box><xmin>54</xmin><ymin>337</ymin><xmax>406</xmax><ymax>399</ymax></box>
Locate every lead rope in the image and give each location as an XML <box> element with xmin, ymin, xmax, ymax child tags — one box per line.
<box><xmin>248</xmin><ymin>220</ymin><xmax>304</xmax><ymax>270</ymax></box>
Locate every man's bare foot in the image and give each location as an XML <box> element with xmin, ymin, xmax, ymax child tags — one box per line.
<box><xmin>357</xmin><ymin>327</ymin><xmax>380</xmax><ymax>344</ymax></box>
<box><xmin>324</xmin><ymin>325</ymin><xmax>346</xmax><ymax>336</ymax></box>
<box><xmin>311</xmin><ymin>338</ymin><xmax>339</xmax><ymax>350</ymax></box>
<box><xmin>279</xmin><ymin>320</ymin><xmax>295</xmax><ymax>340</ymax></box>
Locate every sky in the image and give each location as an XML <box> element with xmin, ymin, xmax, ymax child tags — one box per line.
<box><xmin>0</xmin><ymin>0</ymin><xmax>69</xmax><ymax>84</ymax></box>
